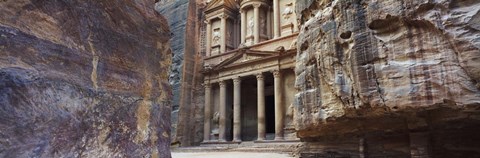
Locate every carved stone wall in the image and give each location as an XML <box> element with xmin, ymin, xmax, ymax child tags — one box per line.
<box><xmin>294</xmin><ymin>0</ymin><xmax>480</xmax><ymax>157</ymax></box>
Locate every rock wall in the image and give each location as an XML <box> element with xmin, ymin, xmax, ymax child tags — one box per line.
<box><xmin>155</xmin><ymin>0</ymin><xmax>190</xmax><ymax>145</ymax></box>
<box><xmin>294</xmin><ymin>0</ymin><xmax>480</xmax><ymax>157</ymax></box>
<box><xmin>0</xmin><ymin>0</ymin><xmax>172</xmax><ymax>157</ymax></box>
<box><xmin>173</xmin><ymin>0</ymin><xmax>208</xmax><ymax>146</ymax></box>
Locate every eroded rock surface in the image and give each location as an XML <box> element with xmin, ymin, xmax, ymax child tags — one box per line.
<box><xmin>0</xmin><ymin>0</ymin><xmax>172</xmax><ymax>157</ymax></box>
<box><xmin>155</xmin><ymin>0</ymin><xmax>189</xmax><ymax>145</ymax></box>
<box><xmin>294</xmin><ymin>0</ymin><xmax>480</xmax><ymax>157</ymax></box>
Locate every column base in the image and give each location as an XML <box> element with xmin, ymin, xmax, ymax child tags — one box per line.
<box><xmin>257</xmin><ymin>138</ymin><xmax>265</xmax><ymax>141</ymax></box>
<box><xmin>274</xmin><ymin>137</ymin><xmax>284</xmax><ymax>141</ymax></box>
<box><xmin>201</xmin><ymin>140</ymin><xmax>241</xmax><ymax>144</ymax></box>
<box><xmin>254</xmin><ymin>139</ymin><xmax>300</xmax><ymax>143</ymax></box>
<box><xmin>232</xmin><ymin>139</ymin><xmax>242</xmax><ymax>143</ymax></box>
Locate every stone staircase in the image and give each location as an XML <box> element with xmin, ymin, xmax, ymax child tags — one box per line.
<box><xmin>172</xmin><ymin>141</ymin><xmax>301</xmax><ymax>154</ymax></box>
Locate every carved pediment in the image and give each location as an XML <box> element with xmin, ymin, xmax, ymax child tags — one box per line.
<box><xmin>214</xmin><ymin>50</ymin><xmax>276</xmax><ymax>69</ymax></box>
<box><xmin>206</xmin><ymin>0</ymin><xmax>239</xmax><ymax>12</ymax></box>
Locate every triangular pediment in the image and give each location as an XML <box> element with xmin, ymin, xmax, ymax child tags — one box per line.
<box><xmin>206</xmin><ymin>0</ymin><xmax>239</xmax><ymax>12</ymax></box>
<box><xmin>214</xmin><ymin>50</ymin><xmax>277</xmax><ymax>69</ymax></box>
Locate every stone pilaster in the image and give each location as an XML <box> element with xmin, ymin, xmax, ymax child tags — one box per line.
<box><xmin>205</xmin><ymin>20</ymin><xmax>211</xmax><ymax>56</ymax></box>
<box><xmin>233</xmin><ymin>77</ymin><xmax>242</xmax><ymax>142</ymax></box>
<box><xmin>273</xmin><ymin>70</ymin><xmax>284</xmax><ymax>140</ymax></box>
<box><xmin>273</xmin><ymin>0</ymin><xmax>280</xmax><ymax>38</ymax></box>
<box><xmin>253</xmin><ymin>3</ymin><xmax>261</xmax><ymax>44</ymax></box>
<box><xmin>256</xmin><ymin>73</ymin><xmax>266</xmax><ymax>141</ymax></box>
<box><xmin>218</xmin><ymin>80</ymin><xmax>227</xmax><ymax>142</ymax></box>
<box><xmin>240</xmin><ymin>10</ymin><xmax>246</xmax><ymax>44</ymax></box>
<box><xmin>203</xmin><ymin>82</ymin><xmax>212</xmax><ymax>142</ymax></box>
<box><xmin>220</xmin><ymin>15</ymin><xmax>228</xmax><ymax>53</ymax></box>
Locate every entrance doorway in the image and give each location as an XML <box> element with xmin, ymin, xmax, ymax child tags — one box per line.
<box><xmin>265</xmin><ymin>95</ymin><xmax>275</xmax><ymax>140</ymax></box>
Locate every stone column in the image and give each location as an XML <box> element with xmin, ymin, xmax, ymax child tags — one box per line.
<box><xmin>203</xmin><ymin>82</ymin><xmax>212</xmax><ymax>142</ymax></box>
<box><xmin>266</xmin><ymin>7</ymin><xmax>272</xmax><ymax>39</ymax></box>
<box><xmin>256</xmin><ymin>73</ymin><xmax>266</xmax><ymax>141</ymax></box>
<box><xmin>220</xmin><ymin>15</ymin><xmax>228</xmax><ymax>53</ymax></box>
<box><xmin>205</xmin><ymin>20</ymin><xmax>211</xmax><ymax>56</ymax></box>
<box><xmin>233</xmin><ymin>77</ymin><xmax>242</xmax><ymax>142</ymax></box>
<box><xmin>218</xmin><ymin>80</ymin><xmax>227</xmax><ymax>142</ymax></box>
<box><xmin>273</xmin><ymin>0</ymin><xmax>280</xmax><ymax>38</ymax></box>
<box><xmin>253</xmin><ymin>3</ymin><xmax>261</xmax><ymax>44</ymax></box>
<box><xmin>240</xmin><ymin>10</ymin><xmax>246</xmax><ymax>44</ymax></box>
<box><xmin>273</xmin><ymin>70</ymin><xmax>284</xmax><ymax>140</ymax></box>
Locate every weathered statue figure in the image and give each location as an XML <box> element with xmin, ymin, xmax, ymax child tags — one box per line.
<box><xmin>282</xmin><ymin>3</ymin><xmax>293</xmax><ymax>19</ymax></box>
<box><xmin>260</xmin><ymin>16</ymin><xmax>266</xmax><ymax>34</ymax></box>
<box><xmin>212</xmin><ymin>29</ymin><xmax>220</xmax><ymax>45</ymax></box>
<box><xmin>211</xmin><ymin>111</ymin><xmax>220</xmax><ymax>138</ymax></box>
<box><xmin>248</xmin><ymin>17</ymin><xmax>254</xmax><ymax>35</ymax></box>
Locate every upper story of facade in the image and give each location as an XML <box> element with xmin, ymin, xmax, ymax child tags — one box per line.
<box><xmin>203</xmin><ymin>0</ymin><xmax>299</xmax><ymax>68</ymax></box>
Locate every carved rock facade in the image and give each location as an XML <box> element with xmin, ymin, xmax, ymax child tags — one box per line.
<box><xmin>294</xmin><ymin>0</ymin><xmax>480</xmax><ymax>157</ymax></box>
<box><xmin>0</xmin><ymin>0</ymin><xmax>172</xmax><ymax>157</ymax></box>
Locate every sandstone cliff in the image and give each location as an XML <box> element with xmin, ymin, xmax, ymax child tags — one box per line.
<box><xmin>0</xmin><ymin>0</ymin><xmax>172</xmax><ymax>157</ymax></box>
<box><xmin>174</xmin><ymin>0</ymin><xmax>208</xmax><ymax>146</ymax></box>
<box><xmin>155</xmin><ymin>0</ymin><xmax>190</xmax><ymax>146</ymax></box>
<box><xmin>294</xmin><ymin>0</ymin><xmax>480</xmax><ymax>157</ymax></box>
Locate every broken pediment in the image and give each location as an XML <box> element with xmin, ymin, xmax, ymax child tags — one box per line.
<box><xmin>205</xmin><ymin>0</ymin><xmax>239</xmax><ymax>13</ymax></box>
<box><xmin>214</xmin><ymin>50</ymin><xmax>277</xmax><ymax>69</ymax></box>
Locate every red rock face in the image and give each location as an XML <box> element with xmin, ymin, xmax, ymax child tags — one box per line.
<box><xmin>0</xmin><ymin>0</ymin><xmax>172</xmax><ymax>157</ymax></box>
<box><xmin>295</xmin><ymin>0</ymin><xmax>480</xmax><ymax>157</ymax></box>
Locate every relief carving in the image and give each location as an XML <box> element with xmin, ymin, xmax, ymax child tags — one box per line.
<box><xmin>212</xmin><ymin>28</ymin><xmax>220</xmax><ymax>45</ymax></box>
<box><xmin>260</xmin><ymin>15</ymin><xmax>266</xmax><ymax>34</ymax></box>
<box><xmin>248</xmin><ymin>17</ymin><xmax>254</xmax><ymax>36</ymax></box>
<box><xmin>282</xmin><ymin>3</ymin><xmax>293</xmax><ymax>19</ymax></box>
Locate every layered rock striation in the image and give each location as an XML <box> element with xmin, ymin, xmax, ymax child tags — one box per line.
<box><xmin>0</xmin><ymin>0</ymin><xmax>172</xmax><ymax>157</ymax></box>
<box><xmin>155</xmin><ymin>0</ymin><xmax>190</xmax><ymax>146</ymax></box>
<box><xmin>294</xmin><ymin>0</ymin><xmax>480</xmax><ymax>157</ymax></box>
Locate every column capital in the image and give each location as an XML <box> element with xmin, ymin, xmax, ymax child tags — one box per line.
<box><xmin>272</xmin><ymin>70</ymin><xmax>281</xmax><ymax>78</ymax></box>
<box><xmin>252</xmin><ymin>3</ymin><xmax>262</xmax><ymax>8</ymax></box>
<box><xmin>204</xmin><ymin>19</ymin><xmax>211</xmax><ymax>24</ymax></box>
<box><xmin>219</xmin><ymin>80</ymin><xmax>226</xmax><ymax>87</ymax></box>
<box><xmin>204</xmin><ymin>82</ymin><xmax>211</xmax><ymax>88</ymax></box>
<box><xmin>239</xmin><ymin>9</ymin><xmax>245</xmax><ymax>14</ymax></box>
<box><xmin>219</xmin><ymin>14</ymin><xmax>230</xmax><ymax>20</ymax></box>
<box><xmin>233</xmin><ymin>77</ymin><xmax>241</xmax><ymax>85</ymax></box>
<box><xmin>256</xmin><ymin>73</ymin><xmax>264</xmax><ymax>80</ymax></box>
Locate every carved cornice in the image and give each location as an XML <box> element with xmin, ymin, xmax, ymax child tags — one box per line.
<box><xmin>204</xmin><ymin>20</ymin><xmax>211</xmax><ymax>24</ymax></box>
<box><xmin>240</xmin><ymin>0</ymin><xmax>268</xmax><ymax>10</ymax></box>
<box><xmin>252</xmin><ymin>3</ymin><xmax>262</xmax><ymax>8</ymax></box>
<box><xmin>219</xmin><ymin>14</ymin><xmax>230</xmax><ymax>20</ymax></box>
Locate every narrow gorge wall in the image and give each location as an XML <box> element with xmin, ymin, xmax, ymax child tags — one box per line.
<box><xmin>156</xmin><ymin>0</ymin><xmax>207</xmax><ymax>146</ymax></box>
<box><xmin>294</xmin><ymin>0</ymin><xmax>480</xmax><ymax>157</ymax></box>
<box><xmin>0</xmin><ymin>0</ymin><xmax>172</xmax><ymax>157</ymax></box>
<box><xmin>155</xmin><ymin>0</ymin><xmax>190</xmax><ymax>145</ymax></box>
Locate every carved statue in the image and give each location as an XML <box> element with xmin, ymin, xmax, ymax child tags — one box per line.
<box><xmin>212</xmin><ymin>29</ymin><xmax>220</xmax><ymax>45</ymax></box>
<box><xmin>212</xmin><ymin>111</ymin><xmax>220</xmax><ymax>135</ymax></box>
<box><xmin>283</xmin><ymin>3</ymin><xmax>293</xmax><ymax>19</ymax></box>
<box><xmin>260</xmin><ymin>16</ymin><xmax>266</xmax><ymax>34</ymax></box>
<box><xmin>213</xmin><ymin>111</ymin><xmax>220</xmax><ymax>123</ymax></box>
<box><xmin>248</xmin><ymin>17</ymin><xmax>254</xmax><ymax>35</ymax></box>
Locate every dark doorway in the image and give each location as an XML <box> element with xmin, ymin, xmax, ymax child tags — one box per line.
<box><xmin>265</xmin><ymin>95</ymin><xmax>275</xmax><ymax>138</ymax></box>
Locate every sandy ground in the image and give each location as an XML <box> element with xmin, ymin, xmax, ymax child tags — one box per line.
<box><xmin>172</xmin><ymin>152</ymin><xmax>293</xmax><ymax>158</ymax></box>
